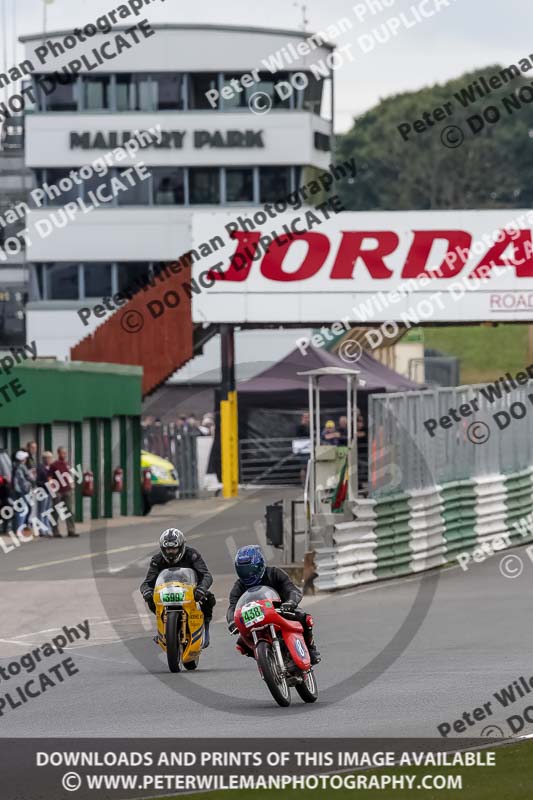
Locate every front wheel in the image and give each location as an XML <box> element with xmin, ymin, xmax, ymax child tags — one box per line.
<box><xmin>165</xmin><ymin>610</ymin><xmax>182</xmax><ymax>672</ymax></box>
<box><xmin>295</xmin><ymin>669</ymin><xmax>318</xmax><ymax>703</ymax></box>
<box><xmin>256</xmin><ymin>640</ymin><xmax>291</xmax><ymax>707</ymax></box>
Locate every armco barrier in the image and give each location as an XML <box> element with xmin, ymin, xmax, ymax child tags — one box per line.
<box><xmin>314</xmin><ymin>467</ymin><xmax>533</xmax><ymax>591</ymax></box>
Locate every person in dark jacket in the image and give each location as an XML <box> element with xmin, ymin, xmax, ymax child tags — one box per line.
<box><xmin>35</xmin><ymin>451</ymin><xmax>54</xmax><ymax>537</ymax></box>
<box><xmin>226</xmin><ymin>545</ymin><xmax>320</xmax><ymax>664</ymax></box>
<box><xmin>12</xmin><ymin>450</ymin><xmax>34</xmax><ymax>535</ymax></box>
<box><xmin>140</xmin><ymin>528</ymin><xmax>216</xmax><ymax>647</ymax></box>
<box><xmin>0</xmin><ymin>449</ymin><xmax>12</xmax><ymax>534</ymax></box>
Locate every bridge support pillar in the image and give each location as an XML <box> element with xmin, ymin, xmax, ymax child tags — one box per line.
<box><xmin>220</xmin><ymin>325</ymin><xmax>239</xmax><ymax>498</ymax></box>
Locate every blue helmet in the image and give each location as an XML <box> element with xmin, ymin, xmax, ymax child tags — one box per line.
<box><xmin>235</xmin><ymin>545</ymin><xmax>266</xmax><ymax>587</ymax></box>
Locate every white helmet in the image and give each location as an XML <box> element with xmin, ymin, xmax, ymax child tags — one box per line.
<box><xmin>159</xmin><ymin>528</ymin><xmax>186</xmax><ymax>564</ymax></box>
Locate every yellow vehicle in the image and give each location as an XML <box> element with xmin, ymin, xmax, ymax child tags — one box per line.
<box><xmin>154</xmin><ymin>566</ymin><xmax>205</xmax><ymax>672</ymax></box>
<box><xmin>141</xmin><ymin>450</ymin><xmax>179</xmax><ymax>505</ymax></box>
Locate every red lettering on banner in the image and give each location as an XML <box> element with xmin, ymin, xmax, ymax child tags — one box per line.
<box><xmin>401</xmin><ymin>230</ymin><xmax>472</xmax><ymax>278</ymax></box>
<box><xmin>207</xmin><ymin>227</ymin><xmax>533</xmax><ymax>284</ymax></box>
<box><xmin>208</xmin><ymin>232</ymin><xmax>262</xmax><ymax>282</ymax></box>
<box><xmin>469</xmin><ymin>231</ymin><xmax>533</xmax><ymax>278</ymax></box>
<box><xmin>330</xmin><ymin>232</ymin><xmax>397</xmax><ymax>279</ymax></box>
<box><xmin>260</xmin><ymin>233</ymin><xmax>330</xmax><ymax>281</ymax></box>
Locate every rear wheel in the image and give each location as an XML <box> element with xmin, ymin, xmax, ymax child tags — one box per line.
<box><xmin>256</xmin><ymin>641</ymin><xmax>291</xmax><ymax>707</ymax></box>
<box><xmin>165</xmin><ymin>610</ymin><xmax>182</xmax><ymax>672</ymax></box>
<box><xmin>295</xmin><ymin>669</ymin><xmax>318</xmax><ymax>703</ymax></box>
<box><xmin>183</xmin><ymin>659</ymin><xmax>199</xmax><ymax>671</ymax></box>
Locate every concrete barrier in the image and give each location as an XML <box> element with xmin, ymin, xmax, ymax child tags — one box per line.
<box><xmin>314</xmin><ymin>467</ymin><xmax>533</xmax><ymax>591</ymax></box>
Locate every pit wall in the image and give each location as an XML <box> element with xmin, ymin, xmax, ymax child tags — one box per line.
<box><xmin>314</xmin><ymin>468</ymin><xmax>533</xmax><ymax>590</ymax></box>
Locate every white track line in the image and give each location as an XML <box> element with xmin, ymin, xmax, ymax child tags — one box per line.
<box><xmin>17</xmin><ymin>542</ymin><xmax>158</xmax><ymax>572</ymax></box>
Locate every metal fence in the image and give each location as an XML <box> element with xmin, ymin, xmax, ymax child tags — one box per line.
<box><xmin>239</xmin><ymin>437</ymin><xmax>304</xmax><ymax>486</ymax></box>
<box><xmin>141</xmin><ymin>424</ymin><xmax>199</xmax><ymax>499</ymax></box>
<box><xmin>368</xmin><ymin>380</ymin><xmax>533</xmax><ymax>496</ymax></box>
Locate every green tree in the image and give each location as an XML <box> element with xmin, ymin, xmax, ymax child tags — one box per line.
<box><xmin>336</xmin><ymin>65</ymin><xmax>533</xmax><ymax>210</ymax></box>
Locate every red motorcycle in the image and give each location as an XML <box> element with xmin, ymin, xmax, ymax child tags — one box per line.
<box><xmin>234</xmin><ymin>586</ymin><xmax>318</xmax><ymax>707</ymax></box>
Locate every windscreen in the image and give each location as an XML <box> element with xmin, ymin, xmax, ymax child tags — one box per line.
<box><xmin>155</xmin><ymin>567</ymin><xmax>197</xmax><ymax>587</ymax></box>
<box><xmin>235</xmin><ymin>585</ymin><xmax>281</xmax><ymax>610</ymax></box>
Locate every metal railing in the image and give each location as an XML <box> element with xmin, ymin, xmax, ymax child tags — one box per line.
<box><xmin>368</xmin><ymin>380</ymin><xmax>533</xmax><ymax>496</ymax></box>
<box><xmin>239</xmin><ymin>437</ymin><xmax>305</xmax><ymax>486</ymax></box>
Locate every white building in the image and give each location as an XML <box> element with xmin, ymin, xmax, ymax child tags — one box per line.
<box><xmin>20</xmin><ymin>24</ymin><xmax>335</xmax><ymax>373</ymax></box>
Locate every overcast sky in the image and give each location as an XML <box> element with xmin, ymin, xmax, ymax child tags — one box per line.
<box><xmin>0</xmin><ymin>0</ymin><xmax>528</xmax><ymax>131</ymax></box>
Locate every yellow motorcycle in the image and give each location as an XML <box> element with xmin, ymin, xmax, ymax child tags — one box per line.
<box><xmin>153</xmin><ymin>567</ymin><xmax>205</xmax><ymax>672</ymax></box>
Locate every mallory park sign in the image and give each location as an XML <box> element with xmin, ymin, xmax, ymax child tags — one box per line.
<box><xmin>70</xmin><ymin>129</ymin><xmax>265</xmax><ymax>150</ymax></box>
<box><xmin>191</xmin><ymin>209</ymin><xmax>533</xmax><ymax>324</ymax></box>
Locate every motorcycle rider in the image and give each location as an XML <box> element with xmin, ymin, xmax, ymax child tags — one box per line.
<box><xmin>140</xmin><ymin>528</ymin><xmax>216</xmax><ymax>648</ymax></box>
<box><xmin>226</xmin><ymin>545</ymin><xmax>321</xmax><ymax>665</ymax></box>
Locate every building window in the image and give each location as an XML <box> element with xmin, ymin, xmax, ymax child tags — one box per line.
<box><xmin>151</xmin><ymin>73</ymin><xmax>184</xmax><ymax>110</ymax></box>
<box><xmin>252</xmin><ymin>73</ymin><xmax>292</xmax><ymax>110</ymax></box>
<box><xmin>189</xmin><ymin>167</ymin><xmax>220</xmax><ymax>204</ymax></box>
<box><xmin>117</xmin><ymin>262</ymin><xmax>152</xmax><ymax>294</ymax></box>
<box><xmin>225</xmin><ymin>167</ymin><xmax>254</xmax><ymax>203</ymax></box>
<box><xmin>131</xmin><ymin>74</ymin><xmax>156</xmax><ymax>111</ymax></box>
<box><xmin>116</xmin><ymin>168</ymin><xmax>151</xmax><ymax>205</ymax></box>
<box><xmin>221</xmin><ymin>74</ymin><xmax>248</xmax><ymax>109</ymax></box>
<box><xmin>259</xmin><ymin>167</ymin><xmax>291</xmax><ymax>203</ymax></box>
<box><xmin>83</xmin><ymin>263</ymin><xmax>112</xmax><ymax>298</ymax></box>
<box><xmin>188</xmin><ymin>73</ymin><xmax>219</xmax><ymax>109</ymax></box>
<box><xmin>82</xmin><ymin>169</ymin><xmax>116</xmax><ymax>205</ymax></box>
<box><xmin>152</xmin><ymin>167</ymin><xmax>185</xmax><ymax>205</ymax></box>
<box><xmin>116</xmin><ymin>73</ymin><xmax>155</xmax><ymax>111</ymax></box>
<box><xmin>47</xmin><ymin>263</ymin><xmax>79</xmax><ymax>299</ymax></box>
<box><xmin>301</xmin><ymin>73</ymin><xmax>324</xmax><ymax>114</ymax></box>
<box><xmin>42</xmin><ymin>169</ymin><xmax>80</xmax><ymax>205</ymax></box>
<box><xmin>115</xmin><ymin>74</ymin><xmax>131</xmax><ymax>111</ymax></box>
<box><xmin>44</xmin><ymin>75</ymin><xmax>78</xmax><ymax>111</ymax></box>
<box><xmin>83</xmin><ymin>75</ymin><xmax>111</xmax><ymax>110</ymax></box>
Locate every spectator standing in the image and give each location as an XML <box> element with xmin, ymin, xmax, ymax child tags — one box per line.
<box><xmin>49</xmin><ymin>447</ymin><xmax>79</xmax><ymax>538</ymax></box>
<box><xmin>36</xmin><ymin>451</ymin><xmax>54</xmax><ymax>538</ymax></box>
<box><xmin>337</xmin><ymin>415</ymin><xmax>348</xmax><ymax>446</ymax></box>
<box><xmin>25</xmin><ymin>441</ymin><xmax>38</xmax><ymax>527</ymax></box>
<box><xmin>296</xmin><ymin>411</ymin><xmax>310</xmax><ymax>438</ymax></box>
<box><xmin>185</xmin><ymin>414</ymin><xmax>202</xmax><ymax>436</ymax></box>
<box><xmin>200</xmin><ymin>413</ymin><xmax>215</xmax><ymax>436</ymax></box>
<box><xmin>25</xmin><ymin>441</ymin><xmax>38</xmax><ymax>474</ymax></box>
<box><xmin>356</xmin><ymin>409</ymin><xmax>368</xmax><ymax>490</ymax></box>
<box><xmin>294</xmin><ymin>412</ymin><xmax>311</xmax><ymax>485</ymax></box>
<box><xmin>0</xmin><ymin>449</ymin><xmax>12</xmax><ymax>535</ymax></box>
<box><xmin>12</xmin><ymin>451</ymin><xmax>34</xmax><ymax>537</ymax></box>
<box><xmin>321</xmin><ymin>420</ymin><xmax>340</xmax><ymax>446</ymax></box>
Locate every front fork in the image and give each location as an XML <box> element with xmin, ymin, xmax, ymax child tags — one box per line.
<box><xmin>252</xmin><ymin>626</ymin><xmax>286</xmax><ymax>675</ymax></box>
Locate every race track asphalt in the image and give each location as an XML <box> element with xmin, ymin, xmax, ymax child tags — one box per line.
<box><xmin>0</xmin><ymin>488</ymin><xmax>531</xmax><ymax>740</ymax></box>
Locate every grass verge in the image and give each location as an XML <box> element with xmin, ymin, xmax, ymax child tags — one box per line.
<box><xmin>157</xmin><ymin>739</ymin><xmax>533</xmax><ymax>800</ymax></box>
